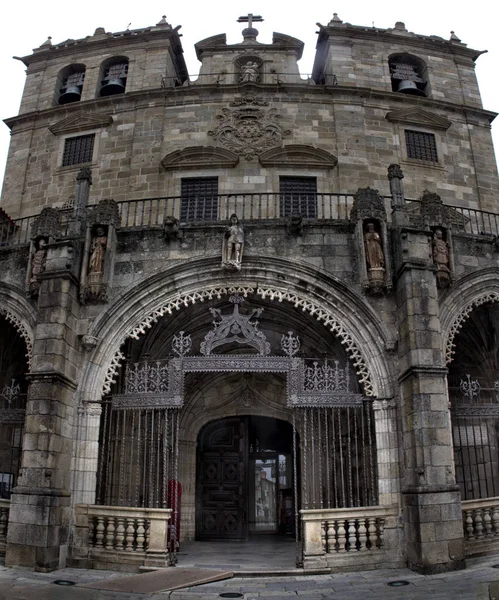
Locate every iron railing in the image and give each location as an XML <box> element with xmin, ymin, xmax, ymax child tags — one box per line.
<box><xmin>2</xmin><ymin>194</ymin><xmax>499</xmax><ymax>247</ymax></box>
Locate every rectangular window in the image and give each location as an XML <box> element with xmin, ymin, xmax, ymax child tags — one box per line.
<box><xmin>180</xmin><ymin>177</ymin><xmax>218</xmax><ymax>221</ymax></box>
<box><xmin>279</xmin><ymin>176</ymin><xmax>317</xmax><ymax>218</ymax></box>
<box><xmin>62</xmin><ymin>134</ymin><xmax>95</xmax><ymax>167</ymax></box>
<box><xmin>405</xmin><ymin>130</ymin><xmax>438</xmax><ymax>162</ymax></box>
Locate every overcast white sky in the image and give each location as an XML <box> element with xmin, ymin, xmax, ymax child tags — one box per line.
<box><xmin>1</xmin><ymin>1</ymin><xmax>498</xmax><ymax>200</ymax></box>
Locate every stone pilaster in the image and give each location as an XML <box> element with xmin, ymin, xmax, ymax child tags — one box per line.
<box><xmin>6</xmin><ymin>242</ymin><xmax>81</xmax><ymax>571</ymax></box>
<box><xmin>372</xmin><ymin>399</ymin><xmax>399</xmax><ymax>507</ymax></box>
<box><xmin>393</xmin><ymin>225</ymin><xmax>465</xmax><ymax>573</ymax></box>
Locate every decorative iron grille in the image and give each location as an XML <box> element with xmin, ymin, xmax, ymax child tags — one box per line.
<box><xmin>405</xmin><ymin>130</ymin><xmax>438</xmax><ymax>162</ymax></box>
<box><xmin>62</xmin><ymin>134</ymin><xmax>95</xmax><ymax>167</ymax></box>
<box><xmin>279</xmin><ymin>176</ymin><xmax>318</xmax><ymax>218</ymax></box>
<box><xmin>180</xmin><ymin>177</ymin><xmax>218</xmax><ymax>221</ymax></box>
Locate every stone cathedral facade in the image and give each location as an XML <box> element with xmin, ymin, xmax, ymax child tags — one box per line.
<box><xmin>0</xmin><ymin>13</ymin><xmax>498</xmax><ymax>575</ymax></box>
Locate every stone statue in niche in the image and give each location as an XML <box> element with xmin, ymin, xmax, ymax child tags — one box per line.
<box><xmin>28</xmin><ymin>237</ymin><xmax>48</xmax><ymax>297</ymax></box>
<box><xmin>86</xmin><ymin>225</ymin><xmax>108</xmax><ymax>299</ymax></box>
<box><xmin>222</xmin><ymin>214</ymin><xmax>244</xmax><ymax>271</ymax></box>
<box><xmin>432</xmin><ymin>228</ymin><xmax>451</xmax><ymax>288</ymax></box>
<box><xmin>364</xmin><ymin>221</ymin><xmax>385</xmax><ymax>288</ymax></box>
<box><xmin>240</xmin><ymin>61</ymin><xmax>260</xmax><ymax>83</ymax></box>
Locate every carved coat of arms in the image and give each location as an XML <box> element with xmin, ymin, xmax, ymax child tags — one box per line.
<box><xmin>208</xmin><ymin>102</ymin><xmax>290</xmax><ymax>160</ymax></box>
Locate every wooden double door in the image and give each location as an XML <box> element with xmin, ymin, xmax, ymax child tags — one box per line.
<box><xmin>196</xmin><ymin>416</ymin><xmax>293</xmax><ymax>540</ymax></box>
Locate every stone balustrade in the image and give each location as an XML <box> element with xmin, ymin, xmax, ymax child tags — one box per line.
<box><xmin>72</xmin><ymin>504</ymin><xmax>172</xmax><ymax>571</ymax></box>
<box><xmin>462</xmin><ymin>497</ymin><xmax>499</xmax><ymax>557</ymax></box>
<box><xmin>0</xmin><ymin>500</ymin><xmax>10</xmax><ymax>555</ymax></box>
<box><xmin>300</xmin><ymin>506</ymin><xmax>401</xmax><ymax>570</ymax></box>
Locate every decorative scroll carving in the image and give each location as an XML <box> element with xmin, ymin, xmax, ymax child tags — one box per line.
<box><xmin>445</xmin><ymin>292</ymin><xmax>499</xmax><ymax>364</ymax></box>
<box><xmin>222</xmin><ymin>214</ymin><xmax>244</xmax><ymax>271</ymax></box>
<box><xmin>459</xmin><ymin>374</ymin><xmax>480</xmax><ymax>401</ymax></box>
<box><xmin>200</xmin><ymin>296</ymin><xmax>270</xmax><ymax>356</ymax></box>
<box><xmin>0</xmin><ymin>380</ymin><xmax>20</xmax><ymax>405</ymax></box>
<box><xmin>208</xmin><ymin>104</ymin><xmax>291</xmax><ymax>160</ymax></box>
<box><xmin>281</xmin><ymin>331</ymin><xmax>300</xmax><ymax>357</ymax></box>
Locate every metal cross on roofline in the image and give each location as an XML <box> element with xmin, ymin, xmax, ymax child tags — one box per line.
<box><xmin>237</xmin><ymin>13</ymin><xmax>264</xmax><ymax>28</ymax></box>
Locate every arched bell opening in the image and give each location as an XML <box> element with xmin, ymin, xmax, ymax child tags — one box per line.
<box><xmin>0</xmin><ymin>315</ymin><xmax>29</xmax><ymax>499</ymax></box>
<box><xmin>448</xmin><ymin>302</ymin><xmax>499</xmax><ymax>500</ymax></box>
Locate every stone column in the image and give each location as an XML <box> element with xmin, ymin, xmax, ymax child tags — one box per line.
<box><xmin>6</xmin><ymin>239</ymin><xmax>82</xmax><ymax>571</ymax></box>
<box><xmin>393</xmin><ymin>225</ymin><xmax>465</xmax><ymax>573</ymax></box>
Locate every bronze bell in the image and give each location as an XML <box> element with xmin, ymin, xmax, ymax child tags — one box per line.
<box><xmin>59</xmin><ymin>85</ymin><xmax>82</xmax><ymax>104</ymax></box>
<box><xmin>397</xmin><ymin>79</ymin><xmax>425</xmax><ymax>96</ymax></box>
<box><xmin>100</xmin><ymin>78</ymin><xmax>126</xmax><ymax>96</ymax></box>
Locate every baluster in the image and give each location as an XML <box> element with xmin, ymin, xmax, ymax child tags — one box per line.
<box><xmin>95</xmin><ymin>516</ymin><xmax>105</xmax><ymax>548</ymax></box>
<box><xmin>0</xmin><ymin>508</ymin><xmax>8</xmax><ymax>541</ymax></box>
<box><xmin>347</xmin><ymin>519</ymin><xmax>357</xmax><ymax>552</ymax></box>
<box><xmin>125</xmin><ymin>519</ymin><xmax>136</xmax><ymax>552</ymax></box>
<box><xmin>474</xmin><ymin>509</ymin><xmax>484</xmax><ymax>539</ymax></box>
<box><xmin>377</xmin><ymin>518</ymin><xmax>385</xmax><ymax>549</ymax></box>
<box><xmin>105</xmin><ymin>517</ymin><xmax>116</xmax><ymax>549</ymax></box>
<box><xmin>483</xmin><ymin>508</ymin><xmax>492</xmax><ymax>537</ymax></box>
<box><xmin>115</xmin><ymin>517</ymin><xmax>126</xmax><ymax>550</ymax></box>
<box><xmin>322</xmin><ymin>521</ymin><xmax>328</xmax><ymax>553</ymax></box>
<box><xmin>136</xmin><ymin>518</ymin><xmax>146</xmax><ymax>551</ymax></box>
<box><xmin>491</xmin><ymin>506</ymin><xmax>499</xmax><ymax>536</ymax></box>
<box><xmin>358</xmin><ymin>518</ymin><xmax>368</xmax><ymax>551</ymax></box>
<box><xmin>336</xmin><ymin>519</ymin><xmax>346</xmax><ymax>553</ymax></box>
<box><xmin>465</xmin><ymin>510</ymin><xmax>474</xmax><ymax>540</ymax></box>
<box><xmin>365</xmin><ymin>517</ymin><xmax>373</xmax><ymax>550</ymax></box>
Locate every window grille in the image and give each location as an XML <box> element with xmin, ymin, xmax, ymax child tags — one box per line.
<box><xmin>62</xmin><ymin>134</ymin><xmax>95</xmax><ymax>167</ymax></box>
<box><xmin>180</xmin><ymin>177</ymin><xmax>218</xmax><ymax>221</ymax></box>
<box><xmin>279</xmin><ymin>176</ymin><xmax>317</xmax><ymax>218</ymax></box>
<box><xmin>405</xmin><ymin>130</ymin><xmax>438</xmax><ymax>162</ymax></box>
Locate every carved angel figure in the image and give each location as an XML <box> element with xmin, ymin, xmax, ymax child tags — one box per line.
<box><xmin>222</xmin><ymin>214</ymin><xmax>244</xmax><ymax>271</ymax></box>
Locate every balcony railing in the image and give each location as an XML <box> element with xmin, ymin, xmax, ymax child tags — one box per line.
<box><xmin>2</xmin><ymin>194</ymin><xmax>499</xmax><ymax>247</ymax></box>
<box><xmin>462</xmin><ymin>497</ymin><xmax>499</xmax><ymax>557</ymax></box>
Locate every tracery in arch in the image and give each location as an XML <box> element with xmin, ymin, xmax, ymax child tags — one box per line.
<box><xmin>101</xmin><ymin>284</ymin><xmax>376</xmax><ymax>397</ymax></box>
<box><xmin>0</xmin><ymin>308</ymin><xmax>33</xmax><ymax>369</ymax></box>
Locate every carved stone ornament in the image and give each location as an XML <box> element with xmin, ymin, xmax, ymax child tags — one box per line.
<box><xmin>364</xmin><ymin>221</ymin><xmax>386</xmax><ymax>292</ymax></box>
<box><xmin>89</xmin><ymin>198</ymin><xmax>120</xmax><ymax>229</ymax></box>
<box><xmin>200</xmin><ymin>296</ymin><xmax>271</xmax><ymax>356</ymax></box>
<box><xmin>432</xmin><ymin>227</ymin><xmax>451</xmax><ymax>288</ymax></box>
<box><xmin>208</xmin><ymin>104</ymin><xmax>291</xmax><ymax>160</ymax></box>
<box><xmin>163</xmin><ymin>216</ymin><xmax>183</xmax><ymax>242</ymax></box>
<box><xmin>80</xmin><ymin>335</ymin><xmax>100</xmax><ymax>351</ymax></box>
<box><xmin>30</xmin><ymin>207</ymin><xmax>61</xmax><ymax>241</ymax></box>
<box><xmin>350</xmin><ymin>188</ymin><xmax>387</xmax><ymax>223</ymax></box>
<box><xmin>27</xmin><ymin>237</ymin><xmax>48</xmax><ymax>298</ymax></box>
<box><xmin>85</xmin><ymin>226</ymin><xmax>108</xmax><ymax>302</ymax></box>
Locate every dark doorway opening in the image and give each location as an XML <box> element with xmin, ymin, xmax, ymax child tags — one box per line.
<box><xmin>196</xmin><ymin>416</ymin><xmax>295</xmax><ymax>541</ymax></box>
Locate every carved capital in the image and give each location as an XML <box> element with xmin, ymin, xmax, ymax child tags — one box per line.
<box><xmin>387</xmin><ymin>164</ymin><xmax>404</xmax><ymax>180</ymax></box>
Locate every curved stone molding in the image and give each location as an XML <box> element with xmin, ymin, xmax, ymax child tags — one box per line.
<box><xmin>49</xmin><ymin>113</ymin><xmax>113</xmax><ymax>135</ymax></box>
<box><xmin>445</xmin><ymin>291</ymin><xmax>499</xmax><ymax>363</ymax></box>
<box><xmin>0</xmin><ymin>307</ymin><xmax>34</xmax><ymax>368</ymax></box>
<box><xmin>385</xmin><ymin>108</ymin><xmax>451</xmax><ymax>130</ymax></box>
<box><xmin>101</xmin><ymin>284</ymin><xmax>375</xmax><ymax>397</ymax></box>
<box><xmin>259</xmin><ymin>145</ymin><xmax>338</xmax><ymax>169</ymax></box>
<box><xmin>161</xmin><ymin>146</ymin><xmax>239</xmax><ymax>170</ymax></box>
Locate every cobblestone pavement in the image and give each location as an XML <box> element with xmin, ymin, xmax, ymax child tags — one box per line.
<box><xmin>0</xmin><ymin>555</ymin><xmax>496</xmax><ymax>599</ymax></box>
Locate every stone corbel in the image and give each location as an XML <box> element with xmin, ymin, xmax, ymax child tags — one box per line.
<box><xmin>163</xmin><ymin>216</ymin><xmax>183</xmax><ymax>242</ymax></box>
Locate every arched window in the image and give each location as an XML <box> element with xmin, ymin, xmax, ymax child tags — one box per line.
<box><xmin>99</xmin><ymin>57</ymin><xmax>129</xmax><ymax>97</ymax></box>
<box><xmin>388</xmin><ymin>53</ymin><xmax>428</xmax><ymax>97</ymax></box>
<box><xmin>57</xmin><ymin>64</ymin><xmax>86</xmax><ymax>105</ymax></box>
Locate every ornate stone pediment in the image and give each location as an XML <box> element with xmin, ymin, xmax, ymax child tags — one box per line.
<box><xmin>259</xmin><ymin>145</ymin><xmax>337</xmax><ymax>168</ymax></box>
<box><xmin>208</xmin><ymin>104</ymin><xmax>291</xmax><ymax>160</ymax></box>
<box><xmin>161</xmin><ymin>146</ymin><xmax>239</xmax><ymax>170</ymax></box>
<box><xmin>49</xmin><ymin>113</ymin><xmax>113</xmax><ymax>135</ymax></box>
<box><xmin>385</xmin><ymin>108</ymin><xmax>451</xmax><ymax>130</ymax></box>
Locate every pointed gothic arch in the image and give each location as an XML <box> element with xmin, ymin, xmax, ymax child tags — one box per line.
<box><xmin>0</xmin><ymin>285</ymin><xmax>36</xmax><ymax>368</ymax></box>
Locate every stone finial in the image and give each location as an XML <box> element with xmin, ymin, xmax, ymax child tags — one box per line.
<box><xmin>328</xmin><ymin>13</ymin><xmax>343</xmax><ymax>25</ymax></box>
<box><xmin>93</xmin><ymin>27</ymin><xmax>106</xmax><ymax>35</ymax></box>
<box><xmin>387</xmin><ymin>164</ymin><xmax>404</xmax><ymax>180</ymax></box>
<box><xmin>156</xmin><ymin>15</ymin><xmax>171</xmax><ymax>27</ymax></box>
<box><xmin>76</xmin><ymin>166</ymin><xmax>92</xmax><ymax>184</ymax></box>
<box><xmin>450</xmin><ymin>31</ymin><xmax>461</xmax><ymax>42</ymax></box>
<box><xmin>394</xmin><ymin>22</ymin><xmax>407</xmax><ymax>31</ymax></box>
<box><xmin>40</xmin><ymin>36</ymin><xmax>52</xmax><ymax>47</ymax></box>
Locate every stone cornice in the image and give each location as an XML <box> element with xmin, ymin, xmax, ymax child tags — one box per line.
<box><xmin>4</xmin><ymin>82</ymin><xmax>497</xmax><ymax>131</ymax></box>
